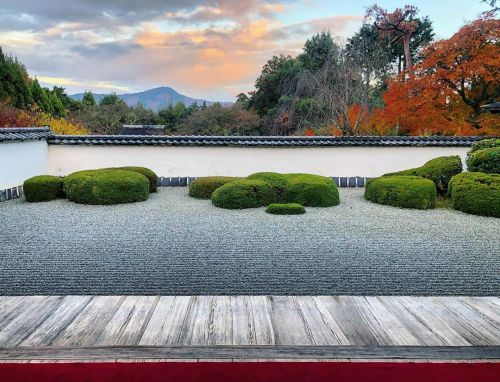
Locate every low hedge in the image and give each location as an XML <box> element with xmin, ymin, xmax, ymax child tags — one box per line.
<box><xmin>365</xmin><ymin>176</ymin><xmax>437</xmax><ymax>210</ymax></box>
<box><xmin>466</xmin><ymin>147</ymin><xmax>500</xmax><ymax>174</ymax></box>
<box><xmin>266</xmin><ymin>203</ymin><xmax>305</xmax><ymax>215</ymax></box>
<box><xmin>24</xmin><ymin>175</ymin><xmax>64</xmax><ymax>202</ymax></box>
<box><xmin>449</xmin><ymin>172</ymin><xmax>500</xmax><ymax>217</ymax></box>
<box><xmin>248</xmin><ymin>172</ymin><xmax>339</xmax><ymax>207</ymax></box>
<box><xmin>384</xmin><ymin>156</ymin><xmax>462</xmax><ymax>195</ymax></box>
<box><xmin>64</xmin><ymin>169</ymin><xmax>149</xmax><ymax>205</ymax></box>
<box><xmin>117</xmin><ymin>167</ymin><xmax>158</xmax><ymax>192</ymax></box>
<box><xmin>189</xmin><ymin>176</ymin><xmax>240</xmax><ymax>199</ymax></box>
<box><xmin>211</xmin><ymin>179</ymin><xmax>277</xmax><ymax>209</ymax></box>
<box><xmin>469</xmin><ymin>138</ymin><xmax>500</xmax><ymax>153</ymax></box>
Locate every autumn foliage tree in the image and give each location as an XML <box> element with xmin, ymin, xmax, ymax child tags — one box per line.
<box><xmin>379</xmin><ymin>16</ymin><xmax>499</xmax><ymax>135</ymax></box>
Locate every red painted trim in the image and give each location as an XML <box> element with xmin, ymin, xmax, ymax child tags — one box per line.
<box><xmin>0</xmin><ymin>361</ymin><xmax>499</xmax><ymax>382</ymax></box>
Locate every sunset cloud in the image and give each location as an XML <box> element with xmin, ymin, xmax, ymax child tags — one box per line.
<box><xmin>0</xmin><ymin>1</ymin><xmax>374</xmax><ymax>100</ymax></box>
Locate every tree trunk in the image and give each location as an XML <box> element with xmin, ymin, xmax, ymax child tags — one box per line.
<box><xmin>403</xmin><ymin>34</ymin><xmax>413</xmax><ymax>72</ymax></box>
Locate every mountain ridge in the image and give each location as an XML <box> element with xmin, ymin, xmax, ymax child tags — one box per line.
<box><xmin>71</xmin><ymin>86</ymin><xmax>232</xmax><ymax>111</ymax></box>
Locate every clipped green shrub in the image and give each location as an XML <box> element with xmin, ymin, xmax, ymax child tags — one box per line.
<box><xmin>449</xmin><ymin>172</ymin><xmax>500</xmax><ymax>217</ymax></box>
<box><xmin>266</xmin><ymin>203</ymin><xmax>305</xmax><ymax>215</ymax></box>
<box><xmin>247</xmin><ymin>172</ymin><xmax>339</xmax><ymax>207</ymax></box>
<box><xmin>64</xmin><ymin>169</ymin><xmax>149</xmax><ymax>205</ymax></box>
<box><xmin>384</xmin><ymin>156</ymin><xmax>462</xmax><ymax>195</ymax></box>
<box><xmin>466</xmin><ymin>147</ymin><xmax>500</xmax><ymax>174</ymax></box>
<box><xmin>189</xmin><ymin>176</ymin><xmax>240</xmax><ymax>199</ymax></box>
<box><xmin>365</xmin><ymin>176</ymin><xmax>437</xmax><ymax>210</ymax></box>
<box><xmin>283</xmin><ymin>173</ymin><xmax>339</xmax><ymax>207</ymax></box>
<box><xmin>469</xmin><ymin>138</ymin><xmax>500</xmax><ymax>153</ymax></box>
<box><xmin>117</xmin><ymin>167</ymin><xmax>158</xmax><ymax>192</ymax></box>
<box><xmin>211</xmin><ymin>179</ymin><xmax>277</xmax><ymax>209</ymax></box>
<box><xmin>23</xmin><ymin>175</ymin><xmax>64</xmax><ymax>202</ymax></box>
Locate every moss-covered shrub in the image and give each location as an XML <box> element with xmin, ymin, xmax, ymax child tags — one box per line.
<box><xmin>117</xmin><ymin>167</ymin><xmax>158</xmax><ymax>192</ymax></box>
<box><xmin>384</xmin><ymin>156</ymin><xmax>462</xmax><ymax>195</ymax></box>
<box><xmin>266</xmin><ymin>203</ymin><xmax>306</xmax><ymax>215</ymax></box>
<box><xmin>24</xmin><ymin>175</ymin><xmax>64</xmax><ymax>202</ymax></box>
<box><xmin>247</xmin><ymin>172</ymin><xmax>339</xmax><ymax>207</ymax></box>
<box><xmin>466</xmin><ymin>147</ymin><xmax>500</xmax><ymax>174</ymax></box>
<box><xmin>469</xmin><ymin>138</ymin><xmax>500</xmax><ymax>153</ymax></box>
<box><xmin>64</xmin><ymin>169</ymin><xmax>149</xmax><ymax>205</ymax></box>
<box><xmin>211</xmin><ymin>179</ymin><xmax>277</xmax><ymax>209</ymax></box>
<box><xmin>189</xmin><ymin>176</ymin><xmax>240</xmax><ymax>199</ymax></box>
<box><xmin>449</xmin><ymin>172</ymin><xmax>500</xmax><ymax>217</ymax></box>
<box><xmin>365</xmin><ymin>176</ymin><xmax>436</xmax><ymax>210</ymax></box>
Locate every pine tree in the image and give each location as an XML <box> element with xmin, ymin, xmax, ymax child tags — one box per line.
<box><xmin>81</xmin><ymin>91</ymin><xmax>96</xmax><ymax>106</ymax></box>
<box><xmin>50</xmin><ymin>91</ymin><xmax>66</xmax><ymax>117</ymax></box>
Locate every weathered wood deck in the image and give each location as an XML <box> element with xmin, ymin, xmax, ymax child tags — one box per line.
<box><xmin>0</xmin><ymin>296</ymin><xmax>499</xmax><ymax>361</ymax></box>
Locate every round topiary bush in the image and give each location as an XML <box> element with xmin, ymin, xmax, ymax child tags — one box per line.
<box><xmin>117</xmin><ymin>167</ymin><xmax>158</xmax><ymax>192</ymax></box>
<box><xmin>365</xmin><ymin>176</ymin><xmax>437</xmax><ymax>210</ymax></box>
<box><xmin>466</xmin><ymin>147</ymin><xmax>500</xmax><ymax>174</ymax></box>
<box><xmin>265</xmin><ymin>203</ymin><xmax>305</xmax><ymax>215</ymax></box>
<box><xmin>282</xmin><ymin>174</ymin><xmax>339</xmax><ymax>207</ymax></box>
<box><xmin>64</xmin><ymin>169</ymin><xmax>149</xmax><ymax>205</ymax></box>
<box><xmin>383</xmin><ymin>156</ymin><xmax>462</xmax><ymax>195</ymax></box>
<box><xmin>24</xmin><ymin>175</ymin><xmax>64</xmax><ymax>202</ymax></box>
<box><xmin>211</xmin><ymin>179</ymin><xmax>277</xmax><ymax>209</ymax></box>
<box><xmin>247</xmin><ymin>172</ymin><xmax>339</xmax><ymax>206</ymax></box>
<box><xmin>189</xmin><ymin>176</ymin><xmax>240</xmax><ymax>199</ymax></box>
<box><xmin>449</xmin><ymin>172</ymin><xmax>500</xmax><ymax>217</ymax></box>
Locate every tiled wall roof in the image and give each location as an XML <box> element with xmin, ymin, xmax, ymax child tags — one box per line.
<box><xmin>48</xmin><ymin>134</ymin><xmax>481</xmax><ymax>147</ymax></box>
<box><xmin>0</xmin><ymin>127</ymin><xmax>485</xmax><ymax>146</ymax></box>
<box><xmin>0</xmin><ymin>127</ymin><xmax>53</xmax><ymax>142</ymax></box>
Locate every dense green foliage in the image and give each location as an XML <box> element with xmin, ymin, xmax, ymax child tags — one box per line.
<box><xmin>469</xmin><ymin>138</ymin><xmax>500</xmax><ymax>153</ymax></box>
<box><xmin>23</xmin><ymin>175</ymin><xmax>64</xmax><ymax>202</ymax></box>
<box><xmin>211</xmin><ymin>179</ymin><xmax>277</xmax><ymax>209</ymax></box>
<box><xmin>64</xmin><ymin>169</ymin><xmax>149</xmax><ymax>205</ymax></box>
<box><xmin>466</xmin><ymin>147</ymin><xmax>500</xmax><ymax>174</ymax></box>
<box><xmin>265</xmin><ymin>203</ymin><xmax>306</xmax><ymax>215</ymax></box>
<box><xmin>281</xmin><ymin>174</ymin><xmax>340</xmax><ymax>207</ymax></box>
<box><xmin>384</xmin><ymin>156</ymin><xmax>462</xmax><ymax>194</ymax></box>
<box><xmin>210</xmin><ymin>172</ymin><xmax>339</xmax><ymax>209</ymax></box>
<box><xmin>117</xmin><ymin>166</ymin><xmax>158</xmax><ymax>192</ymax></box>
<box><xmin>365</xmin><ymin>176</ymin><xmax>437</xmax><ymax>209</ymax></box>
<box><xmin>449</xmin><ymin>172</ymin><xmax>500</xmax><ymax>217</ymax></box>
<box><xmin>189</xmin><ymin>176</ymin><xmax>241</xmax><ymax>199</ymax></box>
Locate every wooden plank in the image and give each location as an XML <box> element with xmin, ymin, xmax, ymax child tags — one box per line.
<box><xmin>317</xmin><ymin>296</ymin><xmax>387</xmax><ymax>346</ymax></box>
<box><xmin>51</xmin><ymin>296</ymin><xmax>125</xmax><ymax>346</ymax></box>
<box><xmin>0</xmin><ymin>345</ymin><xmax>498</xmax><ymax>360</ymax></box>
<box><xmin>139</xmin><ymin>296</ymin><xmax>198</xmax><ymax>346</ymax></box>
<box><xmin>428</xmin><ymin>297</ymin><xmax>500</xmax><ymax>346</ymax></box>
<box><xmin>459</xmin><ymin>297</ymin><xmax>500</xmax><ymax>326</ymax></box>
<box><xmin>376</xmin><ymin>296</ymin><xmax>447</xmax><ymax>346</ymax></box>
<box><xmin>0</xmin><ymin>297</ymin><xmax>62</xmax><ymax>346</ymax></box>
<box><xmin>294</xmin><ymin>296</ymin><xmax>347</xmax><ymax>345</ymax></box>
<box><xmin>394</xmin><ymin>297</ymin><xmax>471</xmax><ymax>346</ymax></box>
<box><xmin>95</xmin><ymin>296</ymin><xmax>159</xmax><ymax>346</ymax></box>
<box><xmin>268</xmin><ymin>296</ymin><xmax>314</xmax><ymax>345</ymax></box>
<box><xmin>21</xmin><ymin>296</ymin><xmax>92</xmax><ymax>346</ymax></box>
<box><xmin>0</xmin><ymin>297</ymin><xmax>44</xmax><ymax>331</ymax></box>
<box><xmin>363</xmin><ymin>296</ymin><xmax>421</xmax><ymax>346</ymax></box>
<box><xmin>247</xmin><ymin>296</ymin><xmax>275</xmax><ymax>345</ymax></box>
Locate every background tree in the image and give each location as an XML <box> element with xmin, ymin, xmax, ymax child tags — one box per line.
<box><xmin>365</xmin><ymin>4</ymin><xmax>419</xmax><ymax>74</ymax></box>
<box><xmin>30</xmin><ymin>78</ymin><xmax>52</xmax><ymax>113</ymax></box>
<box><xmin>81</xmin><ymin>91</ymin><xmax>96</xmax><ymax>106</ymax></box>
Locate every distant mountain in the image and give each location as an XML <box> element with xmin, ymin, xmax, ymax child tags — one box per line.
<box><xmin>71</xmin><ymin>86</ymin><xmax>232</xmax><ymax>111</ymax></box>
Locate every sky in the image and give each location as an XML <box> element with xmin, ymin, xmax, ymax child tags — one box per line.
<box><xmin>0</xmin><ymin>0</ymin><xmax>491</xmax><ymax>102</ymax></box>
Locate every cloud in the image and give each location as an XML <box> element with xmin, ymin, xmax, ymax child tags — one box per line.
<box><xmin>0</xmin><ymin>0</ymin><xmax>361</xmax><ymax>100</ymax></box>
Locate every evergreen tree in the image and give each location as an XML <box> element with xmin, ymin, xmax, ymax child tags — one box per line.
<box><xmin>30</xmin><ymin>78</ymin><xmax>51</xmax><ymax>112</ymax></box>
<box><xmin>99</xmin><ymin>92</ymin><xmax>126</xmax><ymax>106</ymax></box>
<box><xmin>81</xmin><ymin>91</ymin><xmax>96</xmax><ymax>106</ymax></box>
<box><xmin>0</xmin><ymin>47</ymin><xmax>32</xmax><ymax>108</ymax></box>
<box><xmin>50</xmin><ymin>91</ymin><xmax>66</xmax><ymax>117</ymax></box>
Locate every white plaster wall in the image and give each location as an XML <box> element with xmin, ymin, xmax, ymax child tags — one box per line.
<box><xmin>0</xmin><ymin>141</ymin><xmax>48</xmax><ymax>189</ymax></box>
<box><xmin>47</xmin><ymin>145</ymin><xmax>469</xmax><ymax>178</ymax></box>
